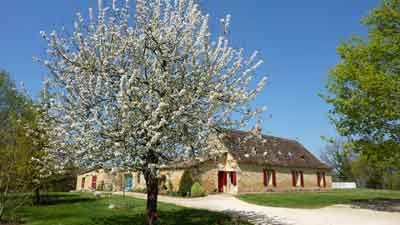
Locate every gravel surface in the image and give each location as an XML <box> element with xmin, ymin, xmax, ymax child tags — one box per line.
<box><xmin>114</xmin><ymin>192</ymin><xmax>400</xmax><ymax>225</ymax></box>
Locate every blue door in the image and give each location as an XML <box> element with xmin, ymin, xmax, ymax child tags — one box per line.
<box><xmin>125</xmin><ymin>175</ymin><xmax>132</xmax><ymax>192</ymax></box>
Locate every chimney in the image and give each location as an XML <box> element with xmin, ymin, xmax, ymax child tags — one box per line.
<box><xmin>251</xmin><ymin>122</ymin><xmax>262</xmax><ymax>139</ymax></box>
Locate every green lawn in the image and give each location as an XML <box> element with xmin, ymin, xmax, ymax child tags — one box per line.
<box><xmin>12</xmin><ymin>193</ymin><xmax>248</xmax><ymax>225</ymax></box>
<box><xmin>238</xmin><ymin>189</ymin><xmax>400</xmax><ymax>209</ymax></box>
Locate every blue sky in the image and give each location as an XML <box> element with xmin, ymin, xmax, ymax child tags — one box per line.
<box><xmin>0</xmin><ymin>0</ymin><xmax>379</xmax><ymax>157</ymax></box>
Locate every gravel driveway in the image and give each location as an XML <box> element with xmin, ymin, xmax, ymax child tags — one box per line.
<box><xmin>114</xmin><ymin>192</ymin><xmax>400</xmax><ymax>225</ymax></box>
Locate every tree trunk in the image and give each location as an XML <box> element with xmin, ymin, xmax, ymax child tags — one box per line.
<box><xmin>34</xmin><ymin>188</ymin><xmax>41</xmax><ymax>205</ymax></box>
<box><xmin>0</xmin><ymin>204</ymin><xmax>4</xmax><ymax>222</ymax></box>
<box><xmin>143</xmin><ymin>166</ymin><xmax>159</xmax><ymax>225</ymax></box>
<box><xmin>122</xmin><ymin>175</ymin><xmax>125</xmax><ymax>199</ymax></box>
<box><xmin>0</xmin><ymin>177</ymin><xmax>10</xmax><ymax>221</ymax></box>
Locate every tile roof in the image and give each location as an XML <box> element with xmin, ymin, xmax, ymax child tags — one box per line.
<box><xmin>223</xmin><ymin>130</ymin><xmax>330</xmax><ymax>169</ymax></box>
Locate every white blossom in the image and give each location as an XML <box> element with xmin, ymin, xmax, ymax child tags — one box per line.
<box><xmin>39</xmin><ymin>0</ymin><xmax>267</xmax><ymax>174</ymax></box>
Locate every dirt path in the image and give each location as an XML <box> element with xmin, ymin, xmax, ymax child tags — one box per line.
<box><xmin>114</xmin><ymin>192</ymin><xmax>400</xmax><ymax>225</ymax></box>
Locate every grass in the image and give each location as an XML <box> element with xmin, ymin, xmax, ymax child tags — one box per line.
<box><xmin>11</xmin><ymin>192</ymin><xmax>249</xmax><ymax>225</ymax></box>
<box><xmin>238</xmin><ymin>189</ymin><xmax>400</xmax><ymax>209</ymax></box>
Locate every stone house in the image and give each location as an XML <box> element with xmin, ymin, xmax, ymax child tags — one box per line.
<box><xmin>76</xmin><ymin>167</ymin><xmax>146</xmax><ymax>192</ymax></box>
<box><xmin>76</xmin><ymin>130</ymin><xmax>331</xmax><ymax>194</ymax></box>
<box><xmin>158</xmin><ymin>130</ymin><xmax>332</xmax><ymax>194</ymax></box>
<box><xmin>76</xmin><ymin>167</ymin><xmax>114</xmax><ymax>191</ymax></box>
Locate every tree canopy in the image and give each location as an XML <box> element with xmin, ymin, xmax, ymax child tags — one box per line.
<box><xmin>38</xmin><ymin>0</ymin><xmax>267</xmax><ymax>224</ymax></box>
<box><xmin>322</xmin><ymin>0</ymin><xmax>400</xmax><ymax>162</ymax></box>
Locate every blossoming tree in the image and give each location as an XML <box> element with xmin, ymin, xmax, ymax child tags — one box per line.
<box><xmin>24</xmin><ymin>83</ymin><xmax>67</xmax><ymax>205</ymax></box>
<box><xmin>38</xmin><ymin>0</ymin><xmax>266</xmax><ymax>224</ymax></box>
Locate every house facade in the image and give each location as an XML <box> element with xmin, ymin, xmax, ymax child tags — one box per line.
<box><xmin>76</xmin><ymin>168</ymin><xmax>114</xmax><ymax>191</ymax></box>
<box><xmin>158</xmin><ymin>130</ymin><xmax>331</xmax><ymax>194</ymax></box>
<box><xmin>76</xmin><ymin>167</ymin><xmax>146</xmax><ymax>192</ymax></box>
<box><xmin>76</xmin><ymin>130</ymin><xmax>331</xmax><ymax>194</ymax></box>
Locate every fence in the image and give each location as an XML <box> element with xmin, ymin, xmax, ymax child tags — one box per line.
<box><xmin>332</xmin><ymin>182</ymin><xmax>357</xmax><ymax>189</ymax></box>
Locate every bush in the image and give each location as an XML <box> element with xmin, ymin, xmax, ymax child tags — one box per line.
<box><xmin>191</xmin><ymin>182</ymin><xmax>206</xmax><ymax>197</ymax></box>
<box><xmin>178</xmin><ymin>170</ymin><xmax>194</xmax><ymax>197</ymax></box>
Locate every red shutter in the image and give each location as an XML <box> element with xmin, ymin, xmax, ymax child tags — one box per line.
<box><xmin>218</xmin><ymin>172</ymin><xmax>224</xmax><ymax>192</ymax></box>
<box><xmin>231</xmin><ymin>172</ymin><xmax>237</xmax><ymax>186</ymax></box>
<box><xmin>300</xmin><ymin>172</ymin><xmax>304</xmax><ymax>187</ymax></box>
<box><xmin>91</xmin><ymin>176</ymin><xmax>97</xmax><ymax>189</ymax></box>
<box><xmin>292</xmin><ymin>171</ymin><xmax>296</xmax><ymax>187</ymax></box>
<box><xmin>263</xmin><ymin>169</ymin><xmax>267</xmax><ymax>186</ymax></box>
<box><xmin>272</xmin><ymin>170</ymin><xmax>277</xmax><ymax>187</ymax></box>
<box><xmin>317</xmin><ymin>172</ymin><xmax>321</xmax><ymax>187</ymax></box>
<box><xmin>323</xmin><ymin>173</ymin><xmax>326</xmax><ymax>188</ymax></box>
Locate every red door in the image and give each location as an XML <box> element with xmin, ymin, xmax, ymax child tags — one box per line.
<box><xmin>230</xmin><ymin>172</ymin><xmax>237</xmax><ymax>186</ymax></box>
<box><xmin>218</xmin><ymin>171</ymin><xmax>227</xmax><ymax>192</ymax></box>
<box><xmin>91</xmin><ymin>176</ymin><xmax>97</xmax><ymax>190</ymax></box>
<box><xmin>218</xmin><ymin>171</ymin><xmax>224</xmax><ymax>192</ymax></box>
<box><xmin>218</xmin><ymin>171</ymin><xmax>228</xmax><ymax>192</ymax></box>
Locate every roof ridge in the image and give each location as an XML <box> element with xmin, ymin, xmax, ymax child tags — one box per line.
<box><xmin>228</xmin><ymin>129</ymin><xmax>300</xmax><ymax>143</ymax></box>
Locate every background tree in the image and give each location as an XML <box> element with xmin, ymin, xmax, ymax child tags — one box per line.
<box><xmin>321</xmin><ymin>0</ymin><xmax>400</xmax><ymax>163</ymax></box>
<box><xmin>0</xmin><ymin>71</ymin><xmax>38</xmax><ymax>220</ymax></box>
<box><xmin>24</xmin><ymin>94</ymin><xmax>58</xmax><ymax>205</ymax></box>
<box><xmin>352</xmin><ymin>154</ymin><xmax>400</xmax><ymax>189</ymax></box>
<box><xmin>320</xmin><ymin>138</ymin><xmax>355</xmax><ymax>182</ymax></box>
<box><xmin>38</xmin><ymin>0</ymin><xmax>267</xmax><ymax>224</ymax></box>
<box><xmin>0</xmin><ymin>71</ymin><xmax>59</xmax><ymax>221</ymax></box>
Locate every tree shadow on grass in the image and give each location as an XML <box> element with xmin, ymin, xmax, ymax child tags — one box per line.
<box><xmin>90</xmin><ymin>214</ymin><xmax>145</xmax><ymax>225</ymax></box>
<box><xmin>160</xmin><ymin>208</ymin><xmax>236</xmax><ymax>225</ymax></box>
<box><xmin>351</xmin><ymin>198</ymin><xmax>400</xmax><ymax>212</ymax></box>
<box><xmin>90</xmin><ymin>209</ymin><xmax>235</xmax><ymax>225</ymax></box>
<box><xmin>36</xmin><ymin>194</ymin><xmax>96</xmax><ymax>206</ymax></box>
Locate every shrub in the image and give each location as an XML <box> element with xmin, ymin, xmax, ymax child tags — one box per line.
<box><xmin>178</xmin><ymin>170</ymin><xmax>194</xmax><ymax>197</ymax></box>
<box><xmin>191</xmin><ymin>182</ymin><xmax>206</xmax><ymax>197</ymax></box>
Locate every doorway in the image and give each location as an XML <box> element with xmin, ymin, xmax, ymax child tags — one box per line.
<box><xmin>125</xmin><ymin>174</ymin><xmax>133</xmax><ymax>192</ymax></box>
<box><xmin>218</xmin><ymin>171</ymin><xmax>227</xmax><ymax>192</ymax></box>
<box><xmin>218</xmin><ymin>171</ymin><xmax>237</xmax><ymax>193</ymax></box>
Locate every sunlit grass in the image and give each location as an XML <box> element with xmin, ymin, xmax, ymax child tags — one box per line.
<box><xmin>14</xmin><ymin>192</ymin><xmax>248</xmax><ymax>225</ymax></box>
<box><xmin>238</xmin><ymin>189</ymin><xmax>400</xmax><ymax>209</ymax></box>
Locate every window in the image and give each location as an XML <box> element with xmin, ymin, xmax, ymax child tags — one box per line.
<box><xmin>292</xmin><ymin>171</ymin><xmax>304</xmax><ymax>187</ymax></box>
<box><xmin>263</xmin><ymin>169</ymin><xmax>276</xmax><ymax>187</ymax></box>
<box><xmin>317</xmin><ymin>172</ymin><xmax>326</xmax><ymax>187</ymax></box>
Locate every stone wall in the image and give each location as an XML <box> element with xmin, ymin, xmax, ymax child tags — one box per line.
<box><xmin>76</xmin><ymin>160</ymin><xmax>331</xmax><ymax>194</ymax></box>
<box><xmin>159</xmin><ymin>169</ymin><xmax>185</xmax><ymax>192</ymax></box>
<box><xmin>238</xmin><ymin>163</ymin><xmax>332</xmax><ymax>193</ymax></box>
<box><xmin>157</xmin><ymin>151</ymin><xmax>333</xmax><ymax>195</ymax></box>
<box><xmin>198</xmin><ymin>162</ymin><xmax>219</xmax><ymax>193</ymax></box>
<box><xmin>110</xmin><ymin>171</ymin><xmax>147</xmax><ymax>192</ymax></box>
<box><xmin>76</xmin><ymin>169</ymin><xmax>114</xmax><ymax>191</ymax></box>
<box><xmin>159</xmin><ymin>160</ymin><xmax>221</xmax><ymax>194</ymax></box>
